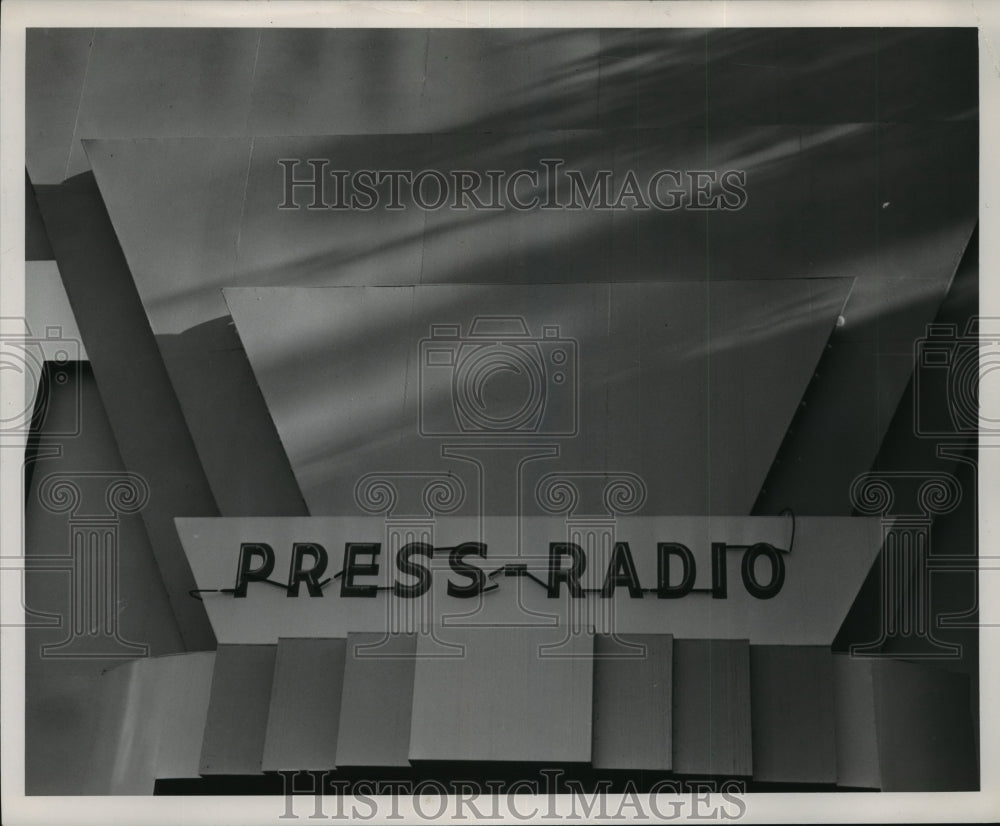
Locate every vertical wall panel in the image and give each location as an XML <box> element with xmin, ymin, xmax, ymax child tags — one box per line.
<box><xmin>262</xmin><ymin>638</ymin><xmax>346</xmax><ymax>771</ymax></box>
<box><xmin>592</xmin><ymin>634</ymin><xmax>673</xmax><ymax>770</ymax></box>
<box><xmin>672</xmin><ymin>639</ymin><xmax>752</xmax><ymax>776</ymax></box>
<box><xmin>336</xmin><ymin>633</ymin><xmax>417</xmax><ymax>767</ymax></box>
<box><xmin>81</xmin><ymin>652</ymin><xmax>216</xmax><ymax>794</ymax></box>
<box><xmin>153</xmin><ymin>652</ymin><xmax>217</xmax><ymax>780</ymax></box>
<box><xmin>833</xmin><ymin>656</ymin><xmax>978</xmax><ymax>791</ymax></box>
<box><xmin>199</xmin><ymin>645</ymin><xmax>276</xmax><ymax>775</ymax></box>
<box><xmin>873</xmin><ymin>659</ymin><xmax>977</xmax><ymax>791</ymax></box>
<box><xmin>749</xmin><ymin>646</ymin><xmax>837</xmax><ymax>783</ymax></box>
<box><xmin>409</xmin><ymin>629</ymin><xmax>593</xmax><ymax>763</ymax></box>
<box><xmin>832</xmin><ymin>654</ymin><xmax>881</xmax><ymax>789</ymax></box>
<box><xmin>83</xmin><ymin>658</ymin><xmax>139</xmax><ymax>794</ymax></box>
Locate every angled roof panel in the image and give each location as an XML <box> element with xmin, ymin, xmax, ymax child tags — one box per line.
<box><xmin>225</xmin><ymin>281</ymin><xmax>848</xmax><ymax>515</ymax></box>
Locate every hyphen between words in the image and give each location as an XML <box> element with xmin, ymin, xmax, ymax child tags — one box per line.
<box><xmin>277</xmin><ymin>159</ymin><xmax>749</xmax><ymax>211</ymax></box>
<box><xmin>232</xmin><ymin>540</ymin><xmax>785</xmax><ymax>600</ymax></box>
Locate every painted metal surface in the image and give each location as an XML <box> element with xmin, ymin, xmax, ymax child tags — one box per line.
<box><xmin>591</xmin><ymin>634</ymin><xmax>673</xmax><ymax>770</ymax></box>
<box><xmin>672</xmin><ymin>639</ymin><xmax>752</xmax><ymax>776</ymax></box>
<box><xmin>873</xmin><ymin>659</ymin><xmax>977</xmax><ymax>791</ymax></box>
<box><xmin>749</xmin><ymin>645</ymin><xmax>837</xmax><ymax>783</ymax></box>
<box><xmin>832</xmin><ymin>654</ymin><xmax>881</xmax><ymax>789</ymax></box>
<box><xmin>262</xmin><ymin>638</ymin><xmax>347</xmax><ymax>771</ymax></box>
<box><xmin>224</xmin><ymin>281</ymin><xmax>848</xmax><ymax>516</ymax></box>
<box><xmin>408</xmin><ymin>628</ymin><xmax>594</xmax><ymax>762</ymax></box>
<box><xmin>84</xmin><ymin>653</ymin><xmax>216</xmax><ymax>794</ymax></box>
<box><xmin>199</xmin><ymin>645</ymin><xmax>276</xmax><ymax>775</ymax></box>
<box><xmin>336</xmin><ymin>633</ymin><xmax>418</xmax><ymax>767</ymax></box>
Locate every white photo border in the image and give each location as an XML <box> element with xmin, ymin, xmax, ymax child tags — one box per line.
<box><xmin>2</xmin><ymin>1</ymin><xmax>997</xmax><ymax>823</ymax></box>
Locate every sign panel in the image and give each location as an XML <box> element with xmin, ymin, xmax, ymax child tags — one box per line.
<box><xmin>177</xmin><ymin>515</ymin><xmax>883</xmax><ymax>646</ymax></box>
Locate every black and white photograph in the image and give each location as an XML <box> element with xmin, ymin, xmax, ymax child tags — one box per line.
<box><xmin>1</xmin><ymin>1</ymin><xmax>998</xmax><ymax>823</ymax></box>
